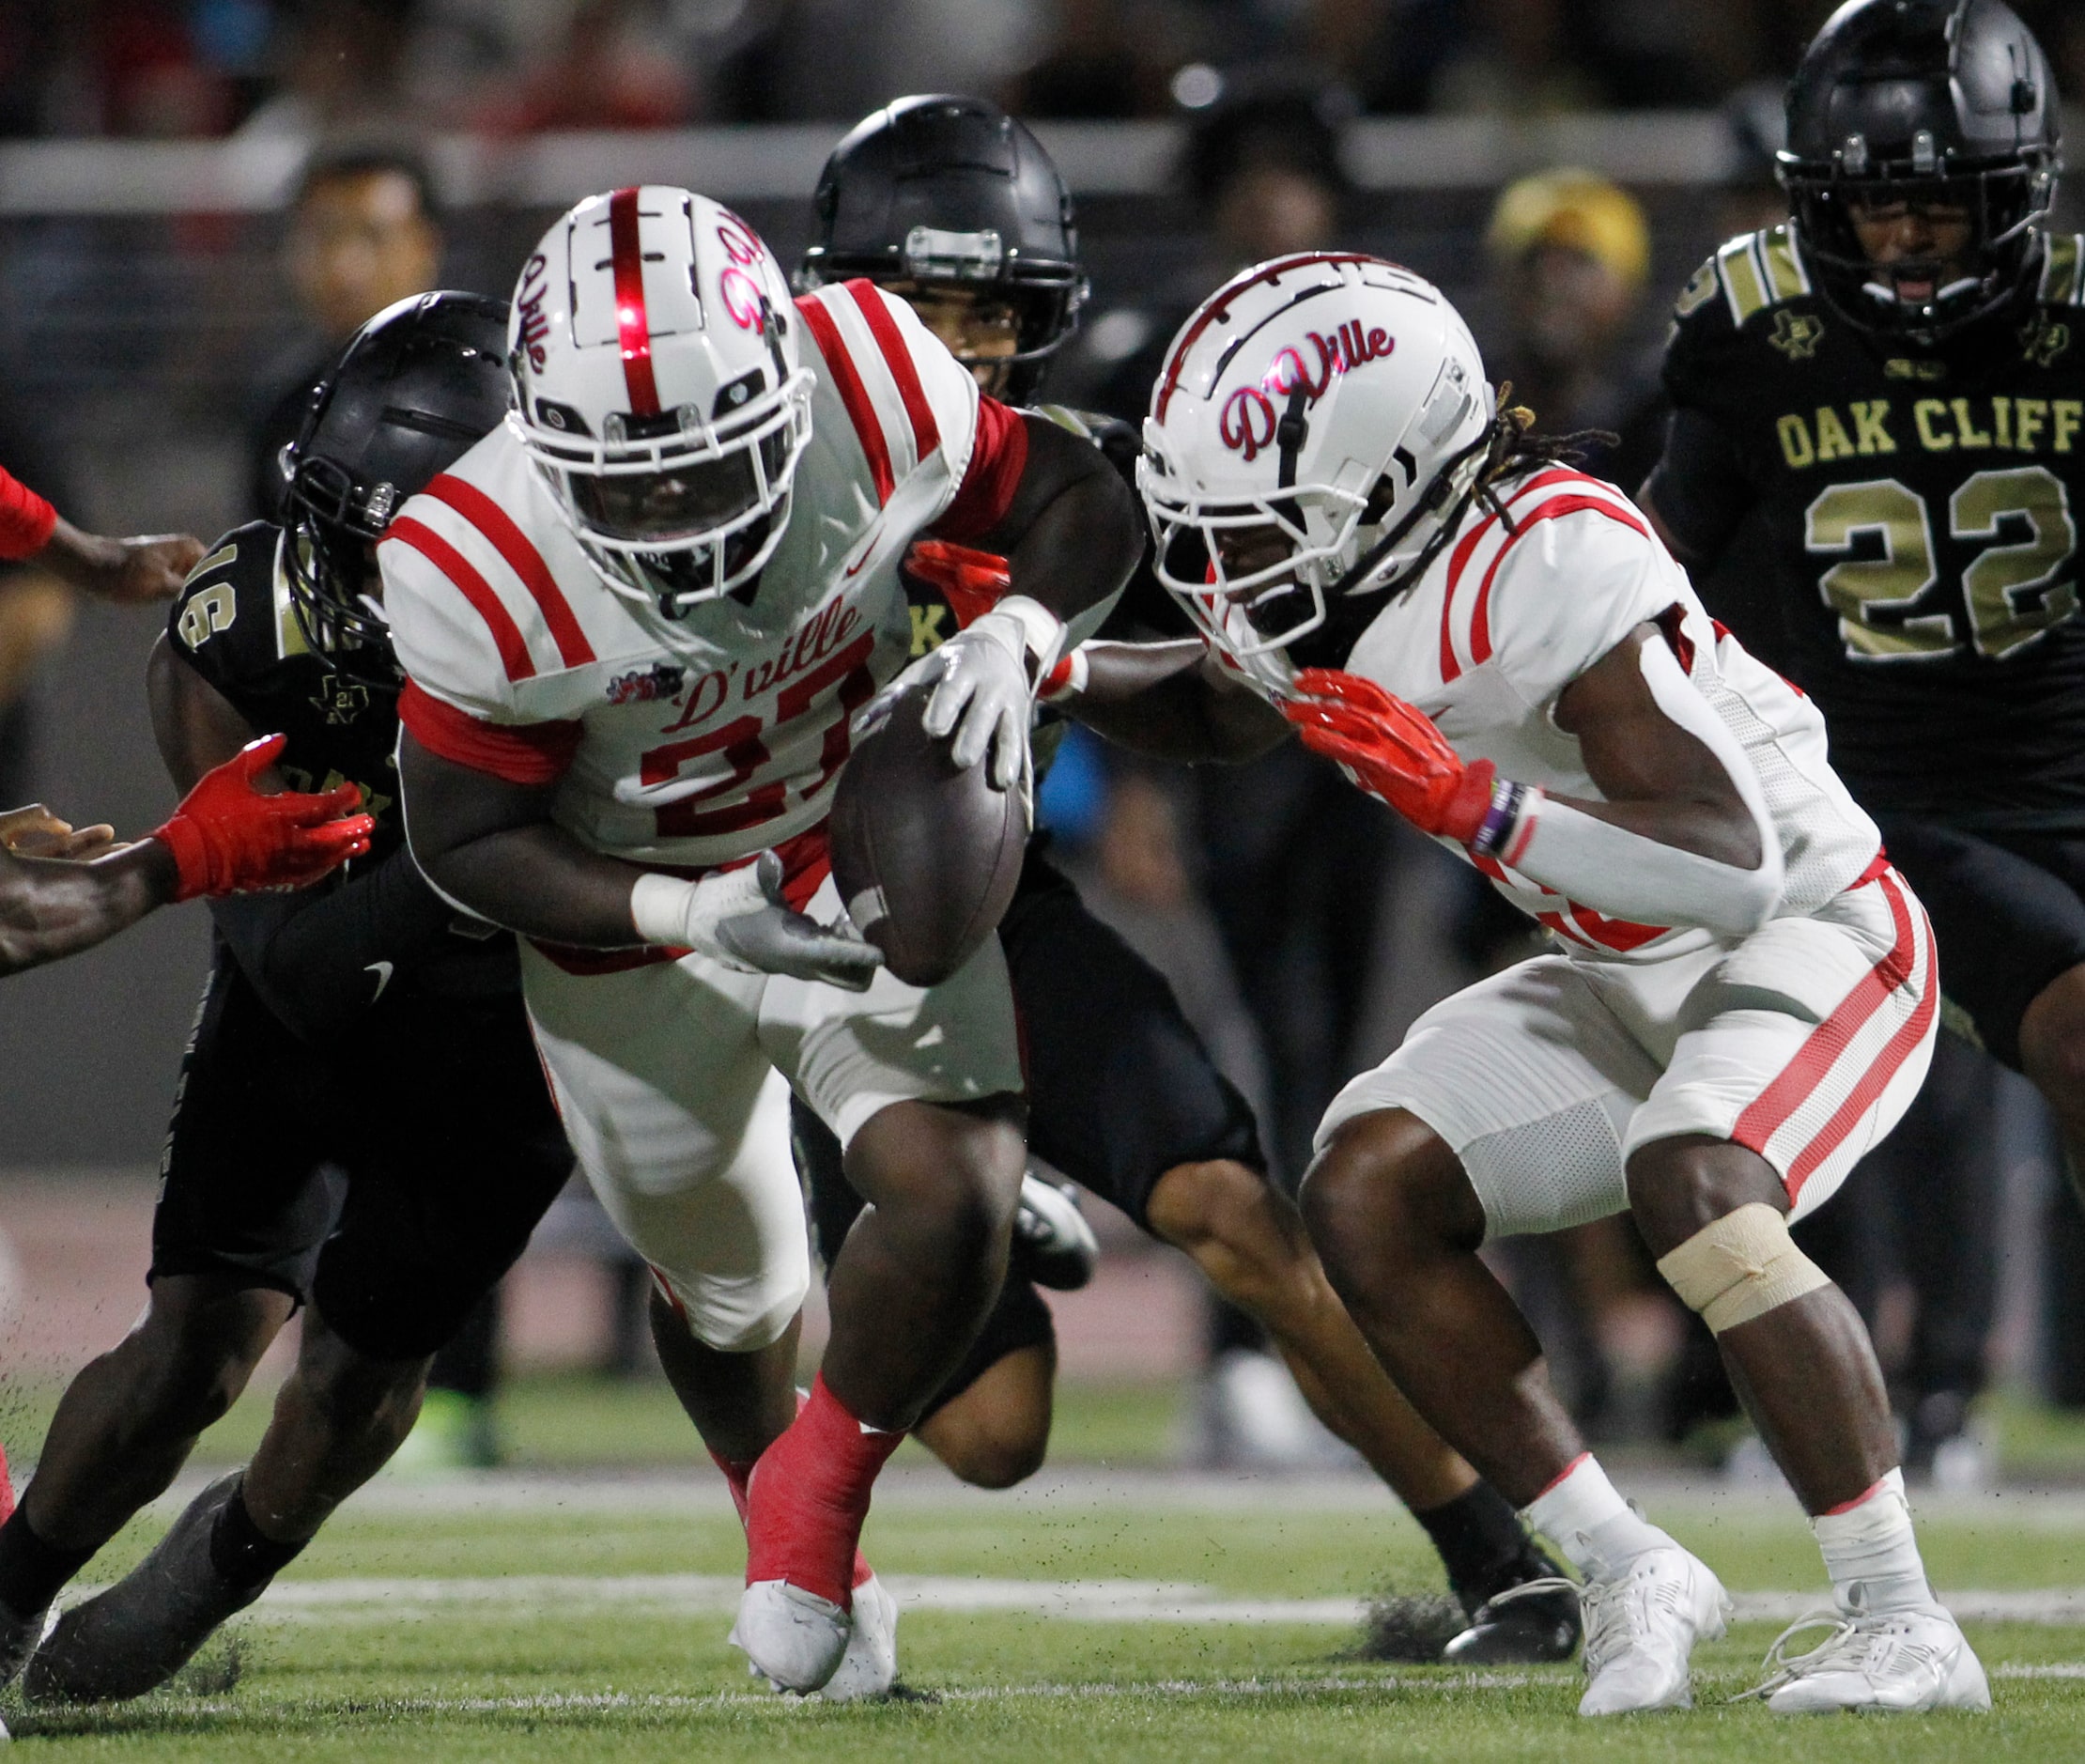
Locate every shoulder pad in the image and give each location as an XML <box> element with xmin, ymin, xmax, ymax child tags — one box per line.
<box><xmin>1676</xmin><ymin>225</ymin><xmax>1814</xmax><ymax>331</ymax></box>
<box><xmin>2037</xmin><ymin>235</ymin><xmax>2085</xmax><ymax>309</ymax></box>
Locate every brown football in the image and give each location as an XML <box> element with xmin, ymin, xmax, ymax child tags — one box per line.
<box><xmin>828</xmin><ymin>687</ymin><xmax>1029</xmax><ymax>987</ymax></box>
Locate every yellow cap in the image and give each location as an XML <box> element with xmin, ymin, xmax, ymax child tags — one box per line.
<box><xmin>1487</xmin><ymin>168</ymin><xmax>1649</xmax><ymax>288</ymax></box>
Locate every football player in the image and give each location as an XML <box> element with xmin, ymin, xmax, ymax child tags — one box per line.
<box><xmin>1642</xmin><ymin>5</ymin><xmax>2085</xmax><ymax>1299</ymax></box>
<box><xmin>0</xmin><ymin>474</ymin><xmax>371</xmax><ymax>978</ymax></box>
<box><xmin>789</xmin><ymin>94</ymin><xmax>1580</xmax><ymax>1663</ymax></box>
<box><xmin>2</xmin><ymin>295</ymin><xmax>574</xmax><ymax>1707</ymax></box>
<box><xmin>1115</xmin><ymin>251</ymin><xmax>1984</xmax><ymax>1714</ymax></box>
<box><xmin>383</xmin><ymin>186</ymin><xmax>1139</xmax><ymax>1695</ymax></box>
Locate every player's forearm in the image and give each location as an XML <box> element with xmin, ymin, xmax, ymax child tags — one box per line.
<box><xmin>1073</xmin><ymin>658</ymin><xmax>1290</xmax><ymax>764</ymax></box>
<box><xmin>210</xmin><ymin>847</ymin><xmax>462</xmax><ymax>1041</ymax></box>
<box><xmin>419</xmin><ymin>824</ymin><xmax>650</xmax><ymax>948</ymax></box>
<box><xmin>0</xmin><ymin>840</ymin><xmax>178</xmax><ymax>976</ymax></box>
<box><xmin>1487</xmin><ymin>788</ymin><xmax>1784</xmax><ymax>936</ymax></box>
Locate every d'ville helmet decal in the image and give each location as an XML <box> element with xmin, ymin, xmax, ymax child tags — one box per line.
<box><xmin>1221</xmin><ymin>321</ymin><xmax>1396</xmax><ymax>460</ymax></box>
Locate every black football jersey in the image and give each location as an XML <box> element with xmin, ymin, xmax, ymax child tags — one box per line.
<box><xmin>167</xmin><ymin>521</ymin><xmax>516</xmax><ymax>997</ymax></box>
<box><xmin>170</xmin><ymin>522</ymin><xmax>409</xmax><ymax>853</ymax></box>
<box><xmin>1653</xmin><ymin>224</ymin><xmax>2085</xmax><ymax>831</ymax></box>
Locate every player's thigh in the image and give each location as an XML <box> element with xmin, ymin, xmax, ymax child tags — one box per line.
<box><xmin>521</xmin><ymin>946</ymin><xmax>809</xmax><ymax>1350</ymax></box>
<box><xmin>1634</xmin><ymin>865</ymin><xmax>1939</xmax><ymax>1227</ymax></box>
<box><xmin>762</xmin><ymin>874</ymin><xmax>1025</xmax><ymax>1152</ymax></box>
<box><xmin>312</xmin><ymin>998</ymin><xmax>575</xmax><ymax>1363</ymax></box>
<box><xmin>999</xmin><ymin>850</ymin><xmax>1264</xmax><ymax>1228</ymax></box>
<box><xmin>152</xmin><ymin>959</ymin><xmax>343</xmax><ymax>1307</ymax></box>
<box><xmin>1874</xmin><ymin>813</ymin><xmax>2085</xmax><ymax>1070</ymax></box>
<box><xmin>1316</xmin><ymin>955</ymin><xmax>1659</xmax><ymax>1242</ymax></box>
<box><xmin>790</xmin><ymin>1093</ymin><xmax>862</xmax><ymax>1271</ymax></box>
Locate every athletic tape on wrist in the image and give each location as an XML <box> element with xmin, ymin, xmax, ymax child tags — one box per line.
<box><xmin>630</xmin><ymin>872</ymin><xmax>699</xmax><ymax>948</ymax></box>
<box><xmin>991</xmin><ymin>594</ymin><xmax>1066</xmax><ymax>679</ymax></box>
<box><xmin>1655</xmin><ymin>1202</ymin><xmax>1830</xmax><ymax>1335</ymax></box>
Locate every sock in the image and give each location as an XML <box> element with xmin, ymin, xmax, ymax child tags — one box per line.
<box><xmin>207</xmin><ymin>1481</ymin><xmax>307</xmax><ymax>1591</ymax></box>
<box><xmin>1813</xmin><ymin>1469</ymin><xmax>1931</xmax><ymax>1615</ymax></box>
<box><xmin>0</xmin><ymin>1439</ymin><xmax>12</xmax><ymax>1526</ymax></box>
<box><xmin>715</xmin><ymin>1446</ymin><xmax>874</xmax><ymax>1594</ymax></box>
<box><xmin>1521</xmin><ymin>1453</ymin><xmax>1671</xmax><ymax>1579</ymax></box>
<box><xmin>744</xmin><ymin>1374</ymin><xmax>902</xmax><ymax>1608</ymax></box>
<box><xmin>0</xmin><ymin>1507</ymin><xmax>95</xmax><ymax>1619</ymax></box>
<box><xmin>1413</xmin><ymin>1480</ymin><xmax>1537</xmax><ymax>1606</ymax></box>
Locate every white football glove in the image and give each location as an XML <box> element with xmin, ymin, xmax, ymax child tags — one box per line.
<box><xmin>630</xmin><ymin>852</ymin><xmax>885</xmax><ymax>991</ymax></box>
<box><xmin>857</xmin><ymin>596</ymin><xmax>1064</xmax><ymax>793</ymax></box>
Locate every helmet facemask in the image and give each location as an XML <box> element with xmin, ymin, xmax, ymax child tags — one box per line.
<box><xmin>1784</xmin><ymin>152</ymin><xmax>2058</xmax><ymax>339</ymax></box>
<box><xmin>282</xmin><ymin>449</ymin><xmax>405</xmax><ymax>685</ymax></box>
<box><xmin>1141</xmin><ymin>413</ymin><xmax>1494</xmax><ymax>660</ymax></box>
<box><xmin>516</xmin><ymin>364</ymin><xmax>812</xmax><ymax>619</ymax></box>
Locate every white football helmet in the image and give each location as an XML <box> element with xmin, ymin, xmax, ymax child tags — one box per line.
<box><xmin>1138</xmin><ymin>253</ymin><xmax>1497</xmax><ymax>658</ymax></box>
<box><xmin>508</xmin><ymin>185</ymin><xmax>812</xmax><ymax>613</ymax></box>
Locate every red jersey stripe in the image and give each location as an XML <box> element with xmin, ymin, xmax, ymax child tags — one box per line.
<box><xmin>796</xmin><ymin>292</ymin><xmax>894</xmax><ymax>504</ymax></box>
<box><xmin>844</xmin><ymin>280</ymin><xmax>939</xmax><ymax>466</ymax></box>
<box><xmin>1730</xmin><ymin>867</ymin><xmax>1919</xmax><ymax>1159</ymax></box>
<box><xmin>422</xmin><ymin>475</ymin><xmax>597</xmax><ymax>669</ymax></box>
<box><xmin>399</xmin><ymin>679</ymin><xmax>580</xmax><ymax>783</ymax></box>
<box><xmin>384</xmin><ymin>517</ymin><xmax>535</xmax><ymax>682</ymax></box>
<box><xmin>1437</xmin><ymin>468</ymin><xmax>1581</xmax><ymax>682</ymax></box>
<box><xmin>1468</xmin><ymin>494</ymin><xmax>1651</xmax><ymax>668</ymax></box>
<box><xmin>608</xmin><ymin>186</ymin><xmax>662</xmax><ymax>418</ymax></box>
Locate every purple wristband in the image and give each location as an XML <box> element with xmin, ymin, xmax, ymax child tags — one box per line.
<box><xmin>1470</xmin><ymin>780</ymin><xmax>1534</xmax><ymax>859</ymax></box>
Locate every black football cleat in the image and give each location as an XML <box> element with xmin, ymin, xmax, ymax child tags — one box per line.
<box><xmin>1010</xmin><ymin>1172</ymin><xmax>1099</xmax><ymax>1292</ymax></box>
<box><xmin>24</xmin><ymin>1474</ymin><xmax>267</xmax><ymax>1704</ymax></box>
<box><xmin>1444</xmin><ymin>1553</ymin><xmax>1583</xmax><ymax>1665</ymax></box>
<box><xmin>0</xmin><ymin>1596</ymin><xmax>52</xmax><ymax>1690</ymax></box>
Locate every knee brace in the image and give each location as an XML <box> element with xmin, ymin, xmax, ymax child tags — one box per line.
<box><xmin>1654</xmin><ymin>1202</ymin><xmax>1830</xmax><ymax>1335</ymax></box>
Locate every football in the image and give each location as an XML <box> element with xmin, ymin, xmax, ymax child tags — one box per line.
<box><xmin>828</xmin><ymin>685</ymin><xmax>1029</xmax><ymax>987</ymax></box>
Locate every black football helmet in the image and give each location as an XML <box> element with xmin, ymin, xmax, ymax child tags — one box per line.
<box><xmin>1779</xmin><ymin>0</ymin><xmax>2061</xmax><ymax>340</ymax></box>
<box><xmin>797</xmin><ymin>95</ymin><xmax>1085</xmax><ymax>401</ymax></box>
<box><xmin>282</xmin><ymin>290</ymin><xmax>511</xmax><ymax>679</ymax></box>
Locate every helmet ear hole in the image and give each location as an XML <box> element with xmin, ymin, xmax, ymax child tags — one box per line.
<box><xmin>1360</xmin><ymin>475</ymin><xmax>1398</xmax><ymax>526</ymax></box>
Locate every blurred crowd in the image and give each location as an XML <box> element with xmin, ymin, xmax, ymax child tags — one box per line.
<box><xmin>8</xmin><ymin>0</ymin><xmax>2085</xmax><ymax>140</ymax></box>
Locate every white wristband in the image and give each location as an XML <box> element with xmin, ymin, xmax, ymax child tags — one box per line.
<box><xmin>630</xmin><ymin>872</ymin><xmax>702</xmax><ymax>948</ymax></box>
<box><xmin>987</xmin><ymin>593</ymin><xmax>1066</xmax><ymax>679</ymax></box>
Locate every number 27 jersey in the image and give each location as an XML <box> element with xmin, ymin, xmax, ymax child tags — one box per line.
<box><xmin>379</xmin><ymin>281</ymin><xmax>1024</xmax><ymax>869</ymax></box>
<box><xmin>1656</xmin><ymin>224</ymin><xmax>2085</xmax><ymax>830</ymax></box>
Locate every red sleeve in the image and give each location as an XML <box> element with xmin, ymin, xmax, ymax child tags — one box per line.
<box><xmin>0</xmin><ymin>466</ymin><xmax>57</xmax><ymax>562</ymax></box>
<box><xmin>930</xmin><ymin>396</ymin><xmax>1027</xmax><ymax>543</ymax></box>
<box><xmin>399</xmin><ymin>679</ymin><xmax>582</xmax><ymax>786</ymax></box>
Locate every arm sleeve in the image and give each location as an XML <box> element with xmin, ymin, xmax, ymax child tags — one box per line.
<box><xmin>207</xmin><ymin>846</ymin><xmax>461</xmax><ymax>1043</ymax></box>
<box><xmin>0</xmin><ymin>466</ymin><xmax>56</xmax><ymax>561</ymax></box>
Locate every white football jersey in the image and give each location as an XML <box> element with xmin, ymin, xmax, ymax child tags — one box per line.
<box><xmin>1215</xmin><ymin>466</ymin><xmax>1882</xmax><ymax>962</ymax></box>
<box><xmin>381</xmin><ymin>280</ymin><xmax>1016</xmax><ymax>868</ymax></box>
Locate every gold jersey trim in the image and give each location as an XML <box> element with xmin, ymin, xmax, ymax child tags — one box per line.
<box><xmin>1717</xmin><ymin>224</ymin><xmax>1812</xmax><ymax>329</ymax></box>
<box><xmin>2039</xmin><ymin>234</ymin><xmax>2085</xmax><ymax>308</ymax></box>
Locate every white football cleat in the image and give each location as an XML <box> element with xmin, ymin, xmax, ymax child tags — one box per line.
<box><xmin>1577</xmin><ymin>1545</ymin><xmax>1730</xmax><ymax>1715</ymax></box>
<box><xmin>817</xmin><ymin>1572</ymin><xmax>898</xmax><ymax>1702</ymax></box>
<box><xmin>729</xmin><ymin>1580</ymin><xmax>850</xmax><ymax>1694</ymax></box>
<box><xmin>1748</xmin><ymin>1594</ymin><xmax>1990</xmax><ymax>1714</ymax></box>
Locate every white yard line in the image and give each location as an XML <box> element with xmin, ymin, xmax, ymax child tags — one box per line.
<box><xmin>54</xmin><ymin>1571</ymin><xmax>2085</xmax><ymax>1629</ymax></box>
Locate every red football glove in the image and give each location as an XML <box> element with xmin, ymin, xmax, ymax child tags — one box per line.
<box><xmin>152</xmin><ymin>734</ymin><xmax>375</xmax><ymax>901</ymax></box>
<box><xmin>1282</xmin><ymin>668</ymin><xmax>1498</xmax><ymax>844</ymax></box>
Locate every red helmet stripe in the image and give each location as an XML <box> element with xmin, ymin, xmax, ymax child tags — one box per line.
<box><xmin>608</xmin><ymin>186</ymin><xmax>662</xmax><ymax>417</ymax></box>
<box><xmin>1151</xmin><ymin>253</ymin><xmax>1378</xmax><ymax>425</ymax></box>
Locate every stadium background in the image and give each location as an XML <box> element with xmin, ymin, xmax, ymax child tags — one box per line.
<box><xmin>2</xmin><ymin>0</ymin><xmax>2084</xmax><ymax>1476</ymax></box>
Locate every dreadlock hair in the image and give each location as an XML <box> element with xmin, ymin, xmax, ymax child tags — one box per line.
<box><xmin>1470</xmin><ymin>385</ymin><xmax>1619</xmax><ymax>536</ymax></box>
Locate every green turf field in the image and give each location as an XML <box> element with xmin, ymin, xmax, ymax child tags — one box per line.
<box><xmin>6</xmin><ymin>1460</ymin><xmax>2085</xmax><ymax>1760</ymax></box>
